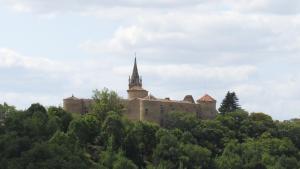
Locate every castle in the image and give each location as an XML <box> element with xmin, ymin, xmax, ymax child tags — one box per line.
<box><xmin>63</xmin><ymin>58</ymin><xmax>217</xmax><ymax>124</ymax></box>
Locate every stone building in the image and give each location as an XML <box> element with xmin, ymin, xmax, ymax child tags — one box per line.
<box><xmin>63</xmin><ymin>58</ymin><xmax>217</xmax><ymax>124</ymax></box>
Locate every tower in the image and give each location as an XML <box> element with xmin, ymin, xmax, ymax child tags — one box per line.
<box><xmin>129</xmin><ymin>57</ymin><xmax>142</xmax><ymax>89</ymax></box>
<box><xmin>127</xmin><ymin>57</ymin><xmax>148</xmax><ymax>99</ymax></box>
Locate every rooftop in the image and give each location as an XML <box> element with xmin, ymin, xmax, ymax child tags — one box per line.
<box><xmin>198</xmin><ymin>94</ymin><xmax>216</xmax><ymax>102</ymax></box>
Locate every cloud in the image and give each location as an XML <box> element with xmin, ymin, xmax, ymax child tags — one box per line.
<box><xmin>0</xmin><ymin>91</ymin><xmax>61</xmax><ymax>109</ymax></box>
<box><xmin>2</xmin><ymin>0</ymin><xmax>300</xmax><ymax>15</ymax></box>
<box><xmin>232</xmin><ymin>79</ymin><xmax>300</xmax><ymax>120</ymax></box>
<box><xmin>230</xmin><ymin>0</ymin><xmax>300</xmax><ymax>15</ymax></box>
<box><xmin>0</xmin><ymin>48</ymin><xmax>69</xmax><ymax>72</ymax></box>
<box><xmin>1</xmin><ymin>0</ymin><xmax>205</xmax><ymax>14</ymax></box>
<box><xmin>81</xmin><ymin>11</ymin><xmax>300</xmax><ymax>66</ymax></box>
<box><xmin>1</xmin><ymin>1</ymin><xmax>300</xmax><ymax>121</ymax></box>
<box><xmin>114</xmin><ymin>64</ymin><xmax>257</xmax><ymax>81</ymax></box>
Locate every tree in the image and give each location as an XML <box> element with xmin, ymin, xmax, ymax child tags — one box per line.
<box><xmin>163</xmin><ymin>112</ymin><xmax>198</xmax><ymax>131</ymax></box>
<box><xmin>0</xmin><ymin>103</ymin><xmax>15</xmax><ymax>121</ymax></box>
<box><xmin>153</xmin><ymin>131</ymin><xmax>181</xmax><ymax>169</ymax></box>
<box><xmin>48</xmin><ymin>106</ymin><xmax>73</xmax><ymax>132</ymax></box>
<box><xmin>113</xmin><ymin>155</ymin><xmax>138</xmax><ymax>169</ymax></box>
<box><xmin>180</xmin><ymin>144</ymin><xmax>212</xmax><ymax>169</ymax></box>
<box><xmin>102</xmin><ymin>112</ymin><xmax>125</xmax><ymax>150</ymax></box>
<box><xmin>68</xmin><ymin>114</ymin><xmax>101</xmax><ymax>145</ymax></box>
<box><xmin>123</xmin><ymin>121</ymin><xmax>159</xmax><ymax>168</ymax></box>
<box><xmin>1</xmin><ymin>101</ymin><xmax>300</xmax><ymax>169</ymax></box>
<box><xmin>216</xmin><ymin>137</ymin><xmax>300</xmax><ymax>169</ymax></box>
<box><xmin>241</xmin><ymin>113</ymin><xmax>275</xmax><ymax>138</ymax></box>
<box><xmin>218</xmin><ymin>92</ymin><xmax>241</xmax><ymax>114</ymax></box>
<box><xmin>91</xmin><ymin>88</ymin><xmax>124</xmax><ymax>122</ymax></box>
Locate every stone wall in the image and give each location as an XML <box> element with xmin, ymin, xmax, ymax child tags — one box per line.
<box><xmin>198</xmin><ymin>101</ymin><xmax>218</xmax><ymax>119</ymax></box>
<box><xmin>64</xmin><ymin>97</ymin><xmax>217</xmax><ymax>125</ymax></box>
<box><xmin>63</xmin><ymin>98</ymin><xmax>93</xmax><ymax>115</ymax></box>
<box><xmin>122</xmin><ymin>98</ymin><xmax>217</xmax><ymax>125</ymax></box>
<box><xmin>127</xmin><ymin>89</ymin><xmax>148</xmax><ymax>100</ymax></box>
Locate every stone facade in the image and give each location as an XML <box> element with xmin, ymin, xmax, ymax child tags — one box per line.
<box><xmin>63</xmin><ymin>58</ymin><xmax>218</xmax><ymax>124</ymax></box>
<box><xmin>63</xmin><ymin>95</ymin><xmax>93</xmax><ymax>115</ymax></box>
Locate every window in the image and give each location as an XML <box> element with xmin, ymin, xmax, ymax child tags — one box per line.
<box><xmin>160</xmin><ymin>105</ymin><xmax>164</xmax><ymax>114</ymax></box>
<box><xmin>145</xmin><ymin>108</ymin><xmax>148</xmax><ymax>115</ymax></box>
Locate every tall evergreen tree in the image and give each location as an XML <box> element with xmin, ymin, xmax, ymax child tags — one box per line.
<box><xmin>218</xmin><ymin>91</ymin><xmax>241</xmax><ymax>114</ymax></box>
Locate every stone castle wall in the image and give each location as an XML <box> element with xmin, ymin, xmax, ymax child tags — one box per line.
<box><xmin>64</xmin><ymin>97</ymin><xmax>217</xmax><ymax>124</ymax></box>
<box><xmin>198</xmin><ymin>101</ymin><xmax>218</xmax><ymax>119</ymax></box>
<box><xmin>124</xmin><ymin>99</ymin><xmax>216</xmax><ymax>125</ymax></box>
<box><xmin>127</xmin><ymin>89</ymin><xmax>148</xmax><ymax>100</ymax></box>
<box><xmin>63</xmin><ymin>98</ymin><xmax>93</xmax><ymax>115</ymax></box>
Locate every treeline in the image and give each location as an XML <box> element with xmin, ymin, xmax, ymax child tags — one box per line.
<box><xmin>0</xmin><ymin>89</ymin><xmax>299</xmax><ymax>169</ymax></box>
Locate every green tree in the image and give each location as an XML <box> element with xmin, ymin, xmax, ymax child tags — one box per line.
<box><xmin>68</xmin><ymin>114</ymin><xmax>101</xmax><ymax>145</ymax></box>
<box><xmin>48</xmin><ymin>106</ymin><xmax>73</xmax><ymax>132</ymax></box>
<box><xmin>216</xmin><ymin>140</ymin><xmax>243</xmax><ymax>169</ymax></box>
<box><xmin>153</xmin><ymin>131</ymin><xmax>182</xmax><ymax>169</ymax></box>
<box><xmin>91</xmin><ymin>88</ymin><xmax>124</xmax><ymax>122</ymax></box>
<box><xmin>192</xmin><ymin>120</ymin><xmax>230</xmax><ymax>156</ymax></box>
<box><xmin>163</xmin><ymin>112</ymin><xmax>198</xmax><ymax>131</ymax></box>
<box><xmin>113</xmin><ymin>154</ymin><xmax>138</xmax><ymax>169</ymax></box>
<box><xmin>123</xmin><ymin>121</ymin><xmax>159</xmax><ymax>168</ymax></box>
<box><xmin>216</xmin><ymin>137</ymin><xmax>300</xmax><ymax>169</ymax></box>
<box><xmin>21</xmin><ymin>142</ymin><xmax>90</xmax><ymax>169</ymax></box>
<box><xmin>241</xmin><ymin>113</ymin><xmax>275</xmax><ymax>138</ymax></box>
<box><xmin>218</xmin><ymin>92</ymin><xmax>241</xmax><ymax>114</ymax></box>
<box><xmin>0</xmin><ymin>103</ymin><xmax>15</xmax><ymax>121</ymax></box>
<box><xmin>102</xmin><ymin>112</ymin><xmax>125</xmax><ymax>150</ymax></box>
<box><xmin>180</xmin><ymin>144</ymin><xmax>212</xmax><ymax>169</ymax></box>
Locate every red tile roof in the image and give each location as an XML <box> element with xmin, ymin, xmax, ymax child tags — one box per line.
<box><xmin>198</xmin><ymin>94</ymin><xmax>216</xmax><ymax>102</ymax></box>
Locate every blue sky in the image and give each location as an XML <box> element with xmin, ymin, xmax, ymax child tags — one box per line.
<box><xmin>0</xmin><ymin>0</ymin><xmax>300</xmax><ymax>120</ymax></box>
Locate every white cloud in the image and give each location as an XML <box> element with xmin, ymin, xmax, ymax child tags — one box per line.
<box><xmin>230</xmin><ymin>0</ymin><xmax>300</xmax><ymax>14</ymax></box>
<box><xmin>2</xmin><ymin>0</ymin><xmax>300</xmax><ymax>15</ymax></box>
<box><xmin>0</xmin><ymin>48</ymin><xmax>69</xmax><ymax>72</ymax></box>
<box><xmin>1</xmin><ymin>1</ymin><xmax>300</xmax><ymax>121</ymax></box>
<box><xmin>232</xmin><ymin>77</ymin><xmax>300</xmax><ymax>120</ymax></box>
<box><xmin>1</xmin><ymin>0</ymin><xmax>205</xmax><ymax>14</ymax></box>
<box><xmin>81</xmin><ymin>11</ymin><xmax>300</xmax><ymax>66</ymax></box>
<box><xmin>0</xmin><ymin>91</ymin><xmax>61</xmax><ymax>109</ymax></box>
<box><xmin>114</xmin><ymin>64</ymin><xmax>257</xmax><ymax>81</ymax></box>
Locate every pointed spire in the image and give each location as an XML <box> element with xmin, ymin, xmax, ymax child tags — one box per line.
<box><xmin>129</xmin><ymin>55</ymin><xmax>142</xmax><ymax>89</ymax></box>
<box><xmin>131</xmin><ymin>56</ymin><xmax>139</xmax><ymax>79</ymax></box>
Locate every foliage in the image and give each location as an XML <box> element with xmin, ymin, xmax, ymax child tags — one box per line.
<box><xmin>219</xmin><ymin>91</ymin><xmax>241</xmax><ymax>114</ymax></box>
<box><xmin>68</xmin><ymin>114</ymin><xmax>101</xmax><ymax>145</ymax></box>
<box><xmin>0</xmin><ymin>89</ymin><xmax>299</xmax><ymax>169</ymax></box>
<box><xmin>91</xmin><ymin>88</ymin><xmax>124</xmax><ymax>122</ymax></box>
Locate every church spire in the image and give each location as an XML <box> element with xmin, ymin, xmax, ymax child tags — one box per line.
<box><xmin>129</xmin><ymin>56</ymin><xmax>142</xmax><ymax>89</ymax></box>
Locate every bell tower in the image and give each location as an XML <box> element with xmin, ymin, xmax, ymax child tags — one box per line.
<box><xmin>129</xmin><ymin>57</ymin><xmax>142</xmax><ymax>89</ymax></box>
<box><xmin>127</xmin><ymin>57</ymin><xmax>148</xmax><ymax>99</ymax></box>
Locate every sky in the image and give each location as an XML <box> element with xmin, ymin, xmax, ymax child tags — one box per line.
<box><xmin>0</xmin><ymin>0</ymin><xmax>300</xmax><ymax>120</ymax></box>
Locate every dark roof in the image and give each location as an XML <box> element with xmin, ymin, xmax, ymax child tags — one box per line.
<box><xmin>131</xmin><ymin>57</ymin><xmax>139</xmax><ymax>80</ymax></box>
<box><xmin>183</xmin><ymin>95</ymin><xmax>195</xmax><ymax>103</ymax></box>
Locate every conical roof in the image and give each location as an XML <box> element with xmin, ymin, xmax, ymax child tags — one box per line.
<box><xmin>129</xmin><ymin>57</ymin><xmax>142</xmax><ymax>88</ymax></box>
<box><xmin>131</xmin><ymin>57</ymin><xmax>139</xmax><ymax>80</ymax></box>
<box><xmin>197</xmin><ymin>94</ymin><xmax>216</xmax><ymax>103</ymax></box>
<box><xmin>183</xmin><ymin>95</ymin><xmax>195</xmax><ymax>103</ymax></box>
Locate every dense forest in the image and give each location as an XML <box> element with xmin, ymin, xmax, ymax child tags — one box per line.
<box><xmin>0</xmin><ymin>89</ymin><xmax>299</xmax><ymax>169</ymax></box>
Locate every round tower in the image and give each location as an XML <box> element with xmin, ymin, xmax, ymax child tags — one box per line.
<box><xmin>197</xmin><ymin>94</ymin><xmax>217</xmax><ymax>118</ymax></box>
